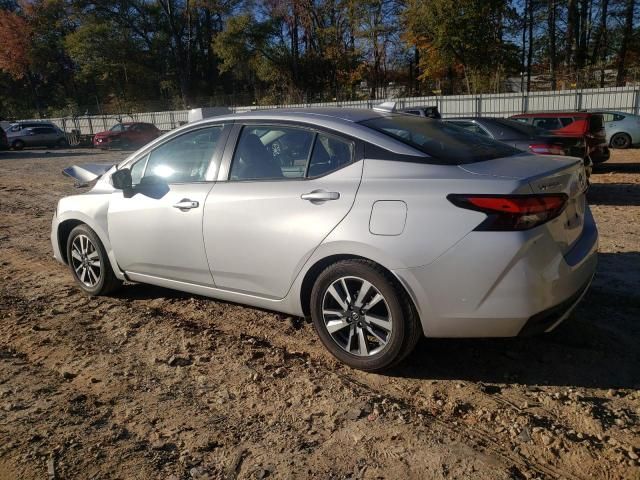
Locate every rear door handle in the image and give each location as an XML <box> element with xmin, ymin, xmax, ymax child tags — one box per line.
<box><xmin>173</xmin><ymin>199</ymin><xmax>199</xmax><ymax>210</ymax></box>
<box><xmin>301</xmin><ymin>190</ymin><xmax>340</xmax><ymax>202</ymax></box>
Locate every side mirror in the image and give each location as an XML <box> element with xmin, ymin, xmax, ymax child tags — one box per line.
<box><xmin>112</xmin><ymin>168</ymin><xmax>132</xmax><ymax>191</ymax></box>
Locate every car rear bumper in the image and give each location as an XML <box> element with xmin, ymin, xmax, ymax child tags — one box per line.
<box><xmin>517</xmin><ymin>276</ymin><xmax>593</xmax><ymax>336</ymax></box>
<box><xmin>393</xmin><ymin>208</ymin><xmax>598</xmax><ymax>338</ymax></box>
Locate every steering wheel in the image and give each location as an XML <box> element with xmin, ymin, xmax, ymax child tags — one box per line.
<box><xmin>271</xmin><ymin>141</ymin><xmax>282</xmax><ymax>158</ymax></box>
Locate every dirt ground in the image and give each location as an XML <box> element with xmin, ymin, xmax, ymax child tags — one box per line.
<box><xmin>0</xmin><ymin>146</ymin><xmax>638</xmax><ymax>480</ymax></box>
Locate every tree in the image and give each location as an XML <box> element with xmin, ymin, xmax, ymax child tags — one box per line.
<box><xmin>404</xmin><ymin>0</ymin><xmax>519</xmax><ymax>94</ymax></box>
<box><xmin>0</xmin><ymin>10</ymin><xmax>32</xmax><ymax>80</ymax></box>
<box><xmin>616</xmin><ymin>0</ymin><xmax>636</xmax><ymax>84</ymax></box>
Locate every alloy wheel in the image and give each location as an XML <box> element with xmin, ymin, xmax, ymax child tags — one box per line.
<box><xmin>70</xmin><ymin>234</ymin><xmax>102</xmax><ymax>287</ymax></box>
<box><xmin>321</xmin><ymin>276</ymin><xmax>393</xmax><ymax>356</ymax></box>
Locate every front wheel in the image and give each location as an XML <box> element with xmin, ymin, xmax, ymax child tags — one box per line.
<box><xmin>310</xmin><ymin>260</ymin><xmax>421</xmax><ymax>371</ymax></box>
<box><xmin>66</xmin><ymin>224</ymin><xmax>122</xmax><ymax>296</ymax></box>
<box><xmin>12</xmin><ymin>140</ymin><xmax>25</xmax><ymax>150</ymax></box>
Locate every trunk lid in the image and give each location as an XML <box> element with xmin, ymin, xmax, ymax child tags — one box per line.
<box><xmin>459</xmin><ymin>154</ymin><xmax>588</xmax><ymax>253</ymax></box>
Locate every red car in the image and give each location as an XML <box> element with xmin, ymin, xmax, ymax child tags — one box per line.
<box><xmin>93</xmin><ymin>122</ymin><xmax>161</xmax><ymax>150</ymax></box>
<box><xmin>510</xmin><ymin>112</ymin><xmax>610</xmax><ymax>165</ymax></box>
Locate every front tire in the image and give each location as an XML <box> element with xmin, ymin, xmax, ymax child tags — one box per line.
<box><xmin>310</xmin><ymin>260</ymin><xmax>421</xmax><ymax>371</ymax></box>
<box><xmin>12</xmin><ymin>140</ymin><xmax>25</xmax><ymax>150</ymax></box>
<box><xmin>66</xmin><ymin>225</ymin><xmax>122</xmax><ymax>296</ymax></box>
<box><xmin>610</xmin><ymin>133</ymin><xmax>631</xmax><ymax>149</ymax></box>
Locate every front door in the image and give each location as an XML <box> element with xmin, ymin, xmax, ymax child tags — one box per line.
<box><xmin>108</xmin><ymin>125</ymin><xmax>226</xmax><ymax>285</ymax></box>
<box><xmin>203</xmin><ymin>124</ymin><xmax>362</xmax><ymax>299</ymax></box>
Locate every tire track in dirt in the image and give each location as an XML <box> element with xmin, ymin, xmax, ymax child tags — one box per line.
<box><xmin>1</xmin><ymin>248</ymin><xmax>615</xmax><ymax>480</ymax></box>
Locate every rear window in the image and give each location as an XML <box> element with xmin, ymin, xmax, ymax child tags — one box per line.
<box><xmin>361</xmin><ymin>116</ymin><xmax>519</xmax><ymax>164</ymax></box>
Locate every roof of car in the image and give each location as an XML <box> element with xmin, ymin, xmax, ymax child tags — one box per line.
<box><xmin>230</xmin><ymin>107</ymin><xmax>387</xmax><ymax>123</ymax></box>
<box><xmin>511</xmin><ymin>112</ymin><xmax>591</xmax><ymax>118</ymax></box>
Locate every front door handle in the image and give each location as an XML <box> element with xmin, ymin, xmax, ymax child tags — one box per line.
<box><xmin>301</xmin><ymin>190</ymin><xmax>340</xmax><ymax>202</ymax></box>
<box><xmin>173</xmin><ymin>199</ymin><xmax>199</xmax><ymax>210</ymax></box>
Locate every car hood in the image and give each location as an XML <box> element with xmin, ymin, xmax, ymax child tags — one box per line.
<box><xmin>63</xmin><ymin>163</ymin><xmax>114</xmax><ymax>185</ymax></box>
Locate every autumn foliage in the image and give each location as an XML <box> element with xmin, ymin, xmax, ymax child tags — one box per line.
<box><xmin>0</xmin><ymin>10</ymin><xmax>32</xmax><ymax>80</ymax></box>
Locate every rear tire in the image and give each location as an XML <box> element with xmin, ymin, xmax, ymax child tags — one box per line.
<box><xmin>610</xmin><ymin>133</ymin><xmax>631</xmax><ymax>149</ymax></box>
<box><xmin>57</xmin><ymin>138</ymin><xmax>68</xmax><ymax>147</ymax></box>
<box><xmin>66</xmin><ymin>224</ymin><xmax>122</xmax><ymax>296</ymax></box>
<box><xmin>12</xmin><ymin>140</ymin><xmax>25</xmax><ymax>150</ymax></box>
<box><xmin>310</xmin><ymin>259</ymin><xmax>421</xmax><ymax>371</ymax></box>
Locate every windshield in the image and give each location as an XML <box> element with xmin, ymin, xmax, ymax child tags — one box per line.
<box><xmin>360</xmin><ymin>116</ymin><xmax>519</xmax><ymax>164</ymax></box>
<box><xmin>110</xmin><ymin>124</ymin><xmax>130</xmax><ymax>132</ymax></box>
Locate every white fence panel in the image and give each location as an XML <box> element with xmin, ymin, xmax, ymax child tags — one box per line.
<box><xmin>17</xmin><ymin>86</ymin><xmax>640</xmax><ymax>137</ymax></box>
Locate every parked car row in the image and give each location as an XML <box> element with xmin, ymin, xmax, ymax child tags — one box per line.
<box><xmin>2</xmin><ymin>110</ymin><xmax>638</xmax><ymax>156</ymax></box>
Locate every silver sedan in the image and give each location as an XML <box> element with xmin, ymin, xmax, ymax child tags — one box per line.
<box><xmin>51</xmin><ymin>109</ymin><xmax>598</xmax><ymax>371</ymax></box>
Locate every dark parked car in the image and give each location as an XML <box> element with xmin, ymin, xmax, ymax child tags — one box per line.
<box><xmin>93</xmin><ymin>122</ymin><xmax>161</xmax><ymax>150</ymax></box>
<box><xmin>401</xmin><ymin>106</ymin><xmax>442</xmax><ymax>119</ymax></box>
<box><xmin>511</xmin><ymin>112</ymin><xmax>610</xmax><ymax>164</ymax></box>
<box><xmin>446</xmin><ymin>117</ymin><xmax>593</xmax><ymax>176</ymax></box>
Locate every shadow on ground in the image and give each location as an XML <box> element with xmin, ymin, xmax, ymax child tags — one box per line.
<box><xmin>587</xmin><ymin>182</ymin><xmax>640</xmax><ymax>206</ymax></box>
<box><xmin>593</xmin><ymin>162</ymin><xmax>640</xmax><ymax>174</ymax></box>
<box><xmin>394</xmin><ymin>252</ymin><xmax>640</xmax><ymax>389</ymax></box>
<box><xmin>109</xmin><ymin>251</ymin><xmax>640</xmax><ymax>390</ymax></box>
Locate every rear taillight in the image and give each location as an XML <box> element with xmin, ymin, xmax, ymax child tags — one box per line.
<box><xmin>447</xmin><ymin>194</ymin><xmax>568</xmax><ymax>231</ymax></box>
<box><xmin>529</xmin><ymin>144</ymin><xmax>565</xmax><ymax>155</ymax></box>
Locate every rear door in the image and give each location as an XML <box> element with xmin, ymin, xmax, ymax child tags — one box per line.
<box><xmin>203</xmin><ymin>123</ymin><xmax>363</xmax><ymax>298</ymax></box>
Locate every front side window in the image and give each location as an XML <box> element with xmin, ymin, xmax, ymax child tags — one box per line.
<box><xmin>361</xmin><ymin>116</ymin><xmax>518</xmax><ymax>164</ymax></box>
<box><xmin>136</xmin><ymin>126</ymin><xmax>222</xmax><ymax>184</ymax></box>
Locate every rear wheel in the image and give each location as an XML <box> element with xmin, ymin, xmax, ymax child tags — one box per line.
<box><xmin>57</xmin><ymin>137</ymin><xmax>68</xmax><ymax>147</ymax></box>
<box><xmin>66</xmin><ymin>224</ymin><xmax>122</xmax><ymax>296</ymax></box>
<box><xmin>310</xmin><ymin>259</ymin><xmax>421</xmax><ymax>371</ymax></box>
<box><xmin>610</xmin><ymin>133</ymin><xmax>631</xmax><ymax>149</ymax></box>
<box><xmin>12</xmin><ymin>140</ymin><xmax>25</xmax><ymax>150</ymax></box>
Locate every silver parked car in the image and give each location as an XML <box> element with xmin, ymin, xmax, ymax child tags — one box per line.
<box><xmin>598</xmin><ymin>111</ymin><xmax>640</xmax><ymax>149</ymax></box>
<box><xmin>7</xmin><ymin>122</ymin><xmax>67</xmax><ymax>150</ymax></box>
<box><xmin>51</xmin><ymin>109</ymin><xmax>598</xmax><ymax>371</ymax></box>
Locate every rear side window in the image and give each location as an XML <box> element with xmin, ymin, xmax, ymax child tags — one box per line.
<box><xmin>360</xmin><ymin>116</ymin><xmax>518</xmax><ymax>164</ymax></box>
<box><xmin>447</xmin><ymin>121</ymin><xmax>491</xmax><ymax>137</ymax></box>
<box><xmin>532</xmin><ymin>118</ymin><xmax>562</xmax><ymax>130</ymax></box>
<box><xmin>31</xmin><ymin>127</ymin><xmax>55</xmax><ymax>134</ymax></box>
<box><xmin>308</xmin><ymin>134</ymin><xmax>354</xmax><ymax>177</ymax></box>
<box><xmin>559</xmin><ymin>117</ymin><xmax>575</xmax><ymax>127</ymax></box>
<box><xmin>229</xmin><ymin>126</ymin><xmax>354</xmax><ymax>181</ymax></box>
